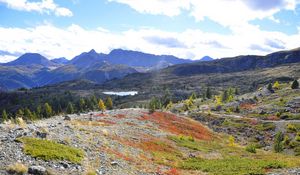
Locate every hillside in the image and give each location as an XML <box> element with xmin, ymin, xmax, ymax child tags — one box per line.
<box><xmin>1</xmin><ymin>109</ymin><xmax>300</xmax><ymax>175</ymax></box>
<box><xmin>0</xmin><ymin>49</ymin><xmax>192</xmax><ymax>90</ymax></box>
<box><xmin>168</xmin><ymin>80</ymin><xmax>300</xmax><ymax>156</ymax></box>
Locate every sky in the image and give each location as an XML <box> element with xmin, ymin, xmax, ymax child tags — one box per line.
<box><xmin>0</xmin><ymin>0</ymin><xmax>300</xmax><ymax>62</ymax></box>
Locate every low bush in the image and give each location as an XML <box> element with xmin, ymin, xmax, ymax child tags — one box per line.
<box><xmin>17</xmin><ymin>137</ymin><xmax>84</xmax><ymax>164</ymax></box>
<box><xmin>245</xmin><ymin>144</ymin><xmax>256</xmax><ymax>153</ymax></box>
<box><xmin>6</xmin><ymin>163</ymin><xmax>27</xmax><ymax>175</ymax></box>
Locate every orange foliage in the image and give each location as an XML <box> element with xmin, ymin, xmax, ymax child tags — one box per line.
<box><xmin>240</xmin><ymin>103</ymin><xmax>256</xmax><ymax>110</ymax></box>
<box><xmin>139</xmin><ymin>112</ymin><xmax>212</xmax><ymax>140</ymax></box>
<box><xmin>125</xmin><ymin>122</ymin><xmax>137</xmax><ymax>126</ymax></box>
<box><xmin>267</xmin><ymin>116</ymin><xmax>279</xmax><ymax>121</ymax></box>
<box><xmin>164</xmin><ymin>168</ymin><xmax>180</xmax><ymax>175</ymax></box>
<box><xmin>113</xmin><ymin>114</ymin><xmax>127</xmax><ymax>119</ymax></box>
<box><xmin>249</xmin><ymin>119</ymin><xmax>258</xmax><ymax>125</ymax></box>
<box><xmin>96</xmin><ymin>119</ymin><xmax>116</xmax><ymax>125</ymax></box>
<box><xmin>94</xmin><ymin>113</ymin><xmax>107</xmax><ymax>117</ymax></box>
<box><xmin>102</xmin><ymin>146</ymin><xmax>134</xmax><ymax>162</ymax></box>
<box><xmin>110</xmin><ymin>134</ymin><xmax>176</xmax><ymax>153</ymax></box>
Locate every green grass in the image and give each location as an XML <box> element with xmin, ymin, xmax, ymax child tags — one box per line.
<box><xmin>180</xmin><ymin>157</ymin><xmax>286</xmax><ymax>175</ymax></box>
<box><xmin>222</xmin><ymin>119</ymin><xmax>248</xmax><ymax>129</ymax></box>
<box><xmin>255</xmin><ymin>122</ymin><xmax>276</xmax><ymax>131</ymax></box>
<box><xmin>168</xmin><ymin>135</ymin><xmax>222</xmax><ymax>152</ymax></box>
<box><xmin>17</xmin><ymin>137</ymin><xmax>84</xmax><ymax>164</ymax></box>
<box><xmin>168</xmin><ymin>134</ymin><xmax>300</xmax><ymax>174</ymax></box>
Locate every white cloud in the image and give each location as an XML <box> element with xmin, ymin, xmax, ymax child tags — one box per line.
<box><xmin>0</xmin><ymin>24</ymin><xmax>299</xmax><ymax>63</ymax></box>
<box><xmin>108</xmin><ymin>0</ymin><xmax>190</xmax><ymax>17</ymax></box>
<box><xmin>0</xmin><ymin>0</ymin><xmax>73</xmax><ymax>17</ymax></box>
<box><xmin>108</xmin><ymin>0</ymin><xmax>300</xmax><ymax>29</ymax></box>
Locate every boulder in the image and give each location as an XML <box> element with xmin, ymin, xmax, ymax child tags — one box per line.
<box><xmin>36</xmin><ymin>131</ymin><xmax>47</xmax><ymax>139</ymax></box>
<box><xmin>64</xmin><ymin>115</ymin><xmax>71</xmax><ymax>121</ymax></box>
<box><xmin>28</xmin><ymin>166</ymin><xmax>47</xmax><ymax>175</ymax></box>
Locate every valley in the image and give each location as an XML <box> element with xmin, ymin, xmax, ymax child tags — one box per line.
<box><xmin>0</xmin><ymin>48</ymin><xmax>299</xmax><ymax>175</ymax></box>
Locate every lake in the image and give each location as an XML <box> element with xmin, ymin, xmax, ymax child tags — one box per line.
<box><xmin>103</xmin><ymin>91</ymin><xmax>138</xmax><ymax>96</ymax></box>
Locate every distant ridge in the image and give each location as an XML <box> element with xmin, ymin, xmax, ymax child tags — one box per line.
<box><xmin>4</xmin><ymin>53</ymin><xmax>57</xmax><ymax>67</ymax></box>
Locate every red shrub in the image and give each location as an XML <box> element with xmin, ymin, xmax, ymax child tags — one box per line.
<box><xmin>139</xmin><ymin>112</ymin><xmax>212</xmax><ymax>140</ymax></box>
<box><xmin>113</xmin><ymin>114</ymin><xmax>127</xmax><ymax>119</ymax></box>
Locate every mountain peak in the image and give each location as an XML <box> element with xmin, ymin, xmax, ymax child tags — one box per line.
<box><xmin>5</xmin><ymin>53</ymin><xmax>56</xmax><ymax>67</ymax></box>
<box><xmin>88</xmin><ymin>49</ymin><xmax>97</xmax><ymax>54</ymax></box>
<box><xmin>199</xmin><ymin>56</ymin><xmax>214</xmax><ymax>62</ymax></box>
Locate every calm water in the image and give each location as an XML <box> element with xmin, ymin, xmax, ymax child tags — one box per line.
<box><xmin>103</xmin><ymin>91</ymin><xmax>138</xmax><ymax>96</ymax></box>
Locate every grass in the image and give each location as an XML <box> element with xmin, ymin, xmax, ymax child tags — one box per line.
<box><xmin>6</xmin><ymin>163</ymin><xmax>28</xmax><ymax>175</ymax></box>
<box><xmin>17</xmin><ymin>137</ymin><xmax>84</xmax><ymax>164</ymax></box>
<box><xmin>180</xmin><ymin>157</ymin><xmax>285</xmax><ymax>175</ymax></box>
<box><xmin>167</xmin><ymin>134</ymin><xmax>300</xmax><ymax>175</ymax></box>
<box><xmin>255</xmin><ymin>122</ymin><xmax>276</xmax><ymax>131</ymax></box>
<box><xmin>168</xmin><ymin>135</ymin><xmax>222</xmax><ymax>152</ymax></box>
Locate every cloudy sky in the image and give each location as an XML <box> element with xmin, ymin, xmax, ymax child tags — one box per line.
<box><xmin>0</xmin><ymin>0</ymin><xmax>300</xmax><ymax>62</ymax></box>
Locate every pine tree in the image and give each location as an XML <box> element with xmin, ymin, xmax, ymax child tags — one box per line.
<box><xmin>79</xmin><ymin>98</ymin><xmax>86</xmax><ymax>112</ymax></box>
<box><xmin>36</xmin><ymin>105</ymin><xmax>42</xmax><ymax>119</ymax></box>
<box><xmin>234</xmin><ymin>88</ymin><xmax>239</xmax><ymax>95</ymax></box>
<box><xmin>1</xmin><ymin>110</ymin><xmax>8</xmax><ymax>122</ymax></box>
<box><xmin>90</xmin><ymin>95</ymin><xmax>98</xmax><ymax>109</ymax></box>
<box><xmin>98</xmin><ymin>99</ymin><xmax>106</xmax><ymax>113</ymax></box>
<box><xmin>43</xmin><ymin>103</ymin><xmax>52</xmax><ymax>118</ymax></box>
<box><xmin>274</xmin><ymin>131</ymin><xmax>284</xmax><ymax>153</ymax></box>
<box><xmin>66</xmin><ymin>102</ymin><xmax>74</xmax><ymax>114</ymax></box>
<box><xmin>206</xmin><ymin>87</ymin><xmax>212</xmax><ymax>99</ymax></box>
<box><xmin>16</xmin><ymin>109</ymin><xmax>24</xmax><ymax>118</ymax></box>
<box><xmin>149</xmin><ymin>97</ymin><xmax>160</xmax><ymax>113</ymax></box>
<box><xmin>161</xmin><ymin>89</ymin><xmax>171</xmax><ymax>107</ymax></box>
<box><xmin>190</xmin><ymin>92</ymin><xmax>197</xmax><ymax>100</ymax></box>
<box><xmin>267</xmin><ymin>83</ymin><xmax>274</xmax><ymax>92</ymax></box>
<box><xmin>222</xmin><ymin>90</ymin><xmax>229</xmax><ymax>102</ymax></box>
<box><xmin>105</xmin><ymin>97</ymin><xmax>113</xmax><ymax>110</ymax></box>
<box><xmin>24</xmin><ymin>108</ymin><xmax>34</xmax><ymax>121</ymax></box>
<box><xmin>291</xmin><ymin>80</ymin><xmax>299</xmax><ymax>89</ymax></box>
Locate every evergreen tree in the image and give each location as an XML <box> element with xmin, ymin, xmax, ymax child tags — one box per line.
<box><xmin>79</xmin><ymin>98</ymin><xmax>86</xmax><ymax>112</ymax></box>
<box><xmin>161</xmin><ymin>89</ymin><xmax>171</xmax><ymax>107</ymax></box>
<box><xmin>234</xmin><ymin>88</ymin><xmax>239</xmax><ymax>95</ymax></box>
<box><xmin>98</xmin><ymin>99</ymin><xmax>106</xmax><ymax>113</ymax></box>
<box><xmin>274</xmin><ymin>131</ymin><xmax>284</xmax><ymax>153</ymax></box>
<box><xmin>16</xmin><ymin>109</ymin><xmax>24</xmax><ymax>118</ymax></box>
<box><xmin>1</xmin><ymin>110</ymin><xmax>8</xmax><ymax>122</ymax></box>
<box><xmin>57</xmin><ymin>104</ymin><xmax>63</xmax><ymax>114</ymax></box>
<box><xmin>66</xmin><ymin>102</ymin><xmax>74</xmax><ymax>114</ymax></box>
<box><xmin>206</xmin><ymin>87</ymin><xmax>212</xmax><ymax>99</ymax></box>
<box><xmin>43</xmin><ymin>103</ymin><xmax>52</xmax><ymax>118</ymax></box>
<box><xmin>267</xmin><ymin>83</ymin><xmax>274</xmax><ymax>92</ymax></box>
<box><xmin>291</xmin><ymin>80</ymin><xmax>299</xmax><ymax>89</ymax></box>
<box><xmin>222</xmin><ymin>90</ymin><xmax>229</xmax><ymax>102</ymax></box>
<box><xmin>149</xmin><ymin>97</ymin><xmax>160</xmax><ymax>113</ymax></box>
<box><xmin>24</xmin><ymin>108</ymin><xmax>34</xmax><ymax>121</ymax></box>
<box><xmin>190</xmin><ymin>92</ymin><xmax>197</xmax><ymax>100</ymax></box>
<box><xmin>90</xmin><ymin>95</ymin><xmax>98</xmax><ymax>109</ymax></box>
<box><xmin>105</xmin><ymin>97</ymin><xmax>113</xmax><ymax>110</ymax></box>
<box><xmin>36</xmin><ymin>105</ymin><xmax>42</xmax><ymax>119</ymax></box>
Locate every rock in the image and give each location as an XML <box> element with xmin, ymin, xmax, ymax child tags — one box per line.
<box><xmin>60</xmin><ymin>162</ymin><xmax>69</xmax><ymax>169</ymax></box>
<box><xmin>36</xmin><ymin>131</ymin><xmax>47</xmax><ymax>139</ymax></box>
<box><xmin>64</xmin><ymin>115</ymin><xmax>71</xmax><ymax>121</ymax></box>
<box><xmin>28</xmin><ymin>165</ymin><xmax>47</xmax><ymax>175</ymax></box>
<box><xmin>110</xmin><ymin>161</ymin><xmax>118</xmax><ymax>166</ymax></box>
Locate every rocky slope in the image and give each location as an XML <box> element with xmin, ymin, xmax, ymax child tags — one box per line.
<box><xmin>0</xmin><ymin>109</ymin><xmax>300</xmax><ymax>175</ymax></box>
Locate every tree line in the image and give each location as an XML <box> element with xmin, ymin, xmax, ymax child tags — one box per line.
<box><xmin>1</xmin><ymin>96</ymin><xmax>113</xmax><ymax>123</ymax></box>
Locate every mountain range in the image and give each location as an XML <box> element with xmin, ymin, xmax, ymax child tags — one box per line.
<box><xmin>0</xmin><ymin>49</ymin><xmax>194</xmax><ymax>90</ymax></box>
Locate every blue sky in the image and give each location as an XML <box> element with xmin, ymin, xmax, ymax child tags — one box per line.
<box><xmin>0</xmin><ymin>0</ymin><xmax>300</xmax><ymax>62</ymax></box>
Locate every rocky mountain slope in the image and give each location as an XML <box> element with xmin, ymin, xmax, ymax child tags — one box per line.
<box><xmin>0</xmin><ymin>49</ymin><xmax>193</xmax><ymax>90</ymax></box>
<box><xmin>1</xmin><ymin>109</ymin><xmax>300</xmax><ymax>175</ymax></box>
